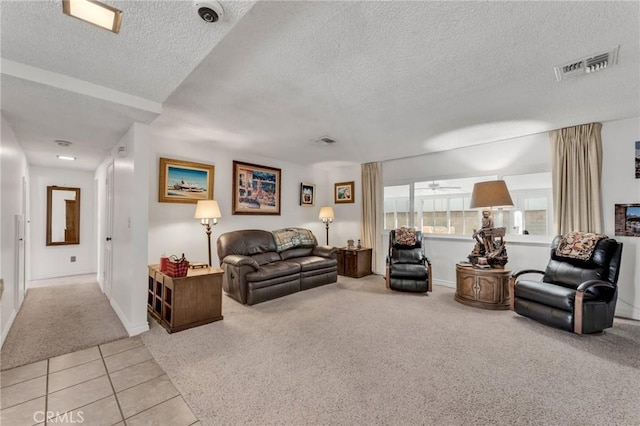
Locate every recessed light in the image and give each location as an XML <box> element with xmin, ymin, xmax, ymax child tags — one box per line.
<box><xmin>62</xmin><ymin>0</ymin><xmax>123</xmax><ymax>34</ymax></box>
<box><xmin>57</xmin><ymin>155</ymin><xmax>77</xmax><ymax>161</ymax></box>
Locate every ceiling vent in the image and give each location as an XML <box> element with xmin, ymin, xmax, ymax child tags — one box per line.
<box><xmin>554</xmin><ymin>46</ymin><xmax>619</xmax><ymax>82</ymax></box>
<box><xmin>312</xmin><ymin>136</ymin><xmax>337</xmax><ymax>146</ymax></box>
<box><xmin>55</xmin><ymin>139</ymin><xmax>72</xmax><ymax>147</ymax></box>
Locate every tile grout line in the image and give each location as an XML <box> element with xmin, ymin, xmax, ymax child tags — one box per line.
<box><xmin>98</xmin><ymin>345</ymin><xmax>127</xmax><ymax>425</ymax></box>
<box><xmin>122</xmin><ymin>394</ymin><xmax>185</xmax><ymax>422</ymax></box>
<box><xmin>44</xmin><ymin>359</ymin><xmax>49</xmax><ymax>426</ymax></box>
<box><xmin>111</xmin><ymin>369</ymin><xmax>166</xmax><ymax>394</ymax></box>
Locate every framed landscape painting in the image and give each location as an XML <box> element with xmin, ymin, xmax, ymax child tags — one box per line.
<box><xmin>158</xmin><ymin>157</ymin><xmax>214</xmax><ymax>204</ymax></box>
<box><xmin>334</xmin><ymin>181</ymin><xmax>355</xmax><ymax>204</ymax></box>
<box><xmin>300</xmin><ymin>183</ymin><xmax>315</xmax><ymax>206</ymax></box>
<box><xmin>635</xmin><ymin>141</ymin><xmax>639</xmax><ymax>178</ymax></box>
<box><xmin>232</xmin><ymin>161</ymin><xmax>281</xmax><ymax>215</ymax></box>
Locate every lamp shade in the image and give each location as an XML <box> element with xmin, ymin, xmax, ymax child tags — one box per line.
<box><xmin>318</xmin><ymin>206</ymin><xmax>335</xmax><ymax>220</ymax></box>
<box><xmin>194</xmin><ymin>200</ymin><xmax>222</xmax><ymax>219</ymax></box>
<box><xmin>469</xmin><ymin>180</ymin><xmax>514</xmax><ymax>209</ymax></box>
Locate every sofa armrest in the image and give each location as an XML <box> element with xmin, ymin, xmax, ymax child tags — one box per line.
<box><xmin>511</xmin><ymin>269</ymin><xmax>544</xmax><ymax>280</ymax></box>
<box><xmin>313</xmin><ymin>245</ymin><xmax>337</xmax><ymax>259</ymax></box>
<box><xmin>576</xmin><ymin>279</ymin><xmax>615</xmax><ymax>293</ymax></box>
<box><xmin>222</xmin><ymin>255</ymin><xmax>259</xmax><ymax>270</ymax></box>
<box><xmin>509</xmin><ymin>269</ymin><xmax>544</xmax><ymax>311</ymax></box>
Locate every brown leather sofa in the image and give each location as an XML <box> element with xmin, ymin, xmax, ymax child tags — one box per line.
<box><xmin>216</xmin><ymin>229</ymin><xmax>338</xmax><ymax>305</ymax></box>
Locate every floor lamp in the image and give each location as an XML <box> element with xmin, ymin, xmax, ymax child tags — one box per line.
<box><xmin>194</xmin><ymin>200</ymin><xmax>222</xmax><ymax>266</ymax></box>
<box><xmin>318</xmin><ymin>206</ymin><xmax>334</xmax><ymax>245</ymax></box>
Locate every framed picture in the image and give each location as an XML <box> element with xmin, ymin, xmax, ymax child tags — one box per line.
<box><xmin>614</xmin><ymin>204</ymin><xmax>640</xmax><ymax>236</ymax></box>
<box><xmin>158</xmin><ymin>157</ymin><xmax>214</xmax><ymax>204</ymax></box>
<box><xmin>300</xmin><ymin>183</ymin><xmax>315</xmax><ymax>206</ymax></box>
<box><xmin>635</xmin><ymin>141</ymin><xmax>639</xmax><ymax>178</ymax></box>
<box><xmin>334</xmin><ymin>181</ymin><xmax>355</xmax><ymax>204</ymax></box>
<box><xmin>232</xmin><ymin>161</ymin><xmax>281</xmax><ymax>215</ymax></box>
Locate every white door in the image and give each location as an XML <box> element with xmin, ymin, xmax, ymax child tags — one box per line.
<box><xmin>15</xmin><ymin>214</ymin><xmax>25</xmax><ymax>307</ymax></box>
<box><xmin>104</xmin><ymin>162</ymin><xmax>114</xmax><ymax>298</ymax></box>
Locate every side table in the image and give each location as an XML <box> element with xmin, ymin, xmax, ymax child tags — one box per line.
<box><xmin>148</xmin><ymin>265</ymin><xmax>224</xmax><ymax>333</ymax></box>
<box><xmin>454</xmin><ymin>264</ymin><xmax>511</xmax><ymax>310</ymax></box>
<box><xmin>337</xmin><ymin>247</ymin><xmax>372</xmax><ymax>278</ymax></box>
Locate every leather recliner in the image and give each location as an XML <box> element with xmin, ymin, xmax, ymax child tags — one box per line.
<box><xmin>385</xmin><ymin>229</ymin><xmax>432</xmax><ymax>293</ymax></box>
<box><xmin>510</xmin><ymin>235</ymin><xmax>623</xmax><ymax>334</ymax></box>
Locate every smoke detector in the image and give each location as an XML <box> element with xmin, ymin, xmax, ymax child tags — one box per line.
<box><xmin>554</xmin><ymin>46</ymin><xmax>619</xmax><ymax>82</ymax></box>
<box><xmin>312</xmin><ymin>136</ymin><xmax>337</xmax><ymax>146</ymax></box>
<box><xmin>55</xmin><ymin>139</ymin><xmax>72</xmax><ymax>147</ymax></box>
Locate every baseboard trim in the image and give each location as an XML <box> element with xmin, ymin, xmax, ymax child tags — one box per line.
<box><xmin>434</xmin><ymin>279</ymin><xmax>455</xmax><ymax>289</ymax></box>
<box><xmin>1</xmin><ymin>309</ymin><xmax>17</xmax><ymax>348</ymax></box>
<box><xmin>110</xmin><ymin>298</ymin><xmax>149</xmax><ymax>337</ymax></box>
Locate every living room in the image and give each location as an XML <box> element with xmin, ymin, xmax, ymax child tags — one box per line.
<box><xmin>1</xmin><ymin>1</ymin><xmax>639</xmax><ymax>424</ymax></box>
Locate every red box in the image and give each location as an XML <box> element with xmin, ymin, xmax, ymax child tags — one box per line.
<box><xmin>165</xmin><ymin>259</ymin><xmax>189</xmax><ymax>277</ymax></box>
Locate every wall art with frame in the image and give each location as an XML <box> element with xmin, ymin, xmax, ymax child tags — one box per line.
<box><xmin>158</xmin><ymin>157</ymin><xmax>214</xmax><ymax>204</ymax></box>
<box><xmin>232</xmin><ymin>160</ymin><xmax>281</xmax><ymax>215</ymax></box>
<box><xmin>300</xmin><ymin>183</ymin><xmax>315</xmax><ymax>206</ymax></box>
<box><xmin>614</xmin><ymin>203</ymin><xmax>640</xmax><ymax>237</ymax></box>
<box><xmin>635</xmin><ymin>141</ymin><xmax>639</xmax><ymax>178</ymax></box>
<box><xmin>334</xmin><ymin>181</ymin><xmax>355</xmax><ymax>204</ymax></box>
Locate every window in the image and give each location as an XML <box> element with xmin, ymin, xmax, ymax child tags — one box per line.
<box><xmin>383</xmin><ymin>173</ymin><xmax>552</xmax><ymax>236</ymax></box>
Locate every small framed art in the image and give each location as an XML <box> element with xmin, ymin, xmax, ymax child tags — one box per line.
<box><xmin>158</xmin><ymin>157</ymin><xmax>214</xmax><ymax>204</ymax></box>
<box><xmin>334</xmin><ymin>181</ymin><xmax>355</xmax><ymax>204</ymax></box>
<box><xmin>300</xmin><ymin>183</ymin><xmax>315</xmax><ymax>206</ymax></box>
<box><xmin>614</xmin><ymin>204</ymin><xmax>640</xmax><ymax>237</ymax></box>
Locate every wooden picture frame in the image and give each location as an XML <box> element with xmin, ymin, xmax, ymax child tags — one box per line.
<box><xmin>300</xmin><ymin>183</ymin><xmax>315</xmax><ymax>206</ymax></box>
<box><xmin>334</xmin><ymin>181</ymin><xmax>355</xmax><ymax>204</ymax></box>
<box><xmin>232</xmin><ymin>161</ymin><xmax>281</xmax><ymax>215</ymax></box>
<box><xmin>159</xmin><ymin>158</ymin><xmax>214</xmax><ymax>204</ymax></box>
<box><xmin>614</xmin><ymin>204</ymin><xmax>640</xmax><ymax>236</ymax></box>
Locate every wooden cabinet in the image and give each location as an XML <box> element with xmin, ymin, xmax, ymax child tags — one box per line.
<box><xmin>147</xmin><ymin>265</ymin><xmax>224</xmax><ymax>333</ymax></box>
<box><xmin>337</xmin><ymin>248</ymin><xmax>372</xmax><ymax>278</ymax></box>
<box><xmin>455</xmin><ymin>265</ymin><xmax>511</xmax><ymax>310</ymax></box>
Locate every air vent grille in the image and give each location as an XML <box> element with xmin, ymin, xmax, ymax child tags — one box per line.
<box><xmin>312</xmin><ymin>136</ymin><xmax>337</xmax><ymax>146</ymax></box>
<box><xmin>554</xmin><ymin>46</ymin><xmax>619</xmax><ymax>82</ymax></box>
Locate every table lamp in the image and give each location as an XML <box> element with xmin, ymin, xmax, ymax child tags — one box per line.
<box><xmin>468</xmin><ymin>180</ymin><xmax>513</xmax><ymax>268</ymax></box>
<box><xmin>318</xmin><ymin>206</ymin><xmax>335</xmax><ymax>245</ymax></box>
<box><xmin>194</xmin><ymin>200</ymin><xmax>222</xmax><ymax>266</ymax></box>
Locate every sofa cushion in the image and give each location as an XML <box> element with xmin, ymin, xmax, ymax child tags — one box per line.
<box><xmin>280</xmin><ymin>247</ymin><xmax>314</xmax><ymax>260</ymax></box>
<box><xmin>286</xmin><ymin>256</ymin><xmax>337</xmax><ymax>272</ymax></box>
<box><xmin>389</xmin><ymin>263</ymin><xmax>428</xmax><ymax>280</ymax></box>
<box><xmin>251</xmin><ymin>252</ymin><xmax>281</xmax><ymax>265</ymax></box>
<box><xmin>217</xmin><ymin>230</ymin><xmax>277</xmax><ymax>260</ymax></box>
<box><xmin>515</xmin><ymin>280</ymin><xmax>597</xmax><ymax>311</ymax></box>
<box><xmin>246</xmin><ymin>261</ymin><xmax>301</xmax><ymax>282</ymax></box>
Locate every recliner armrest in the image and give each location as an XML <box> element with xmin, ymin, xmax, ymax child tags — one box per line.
<box><xmin>222</xmin><ymin>255</ymin><xmax>259</xmax><ymax>270</ymax></box>
<box><xmin>576</xmin><ymin>279</ymin><xmax>615</xmax><ymax>293</ymax></box>
<box><xmin>313</xmin><ymin>245</ymin><xmax>337</xmax><ymax>258</ymax></box>
<box><xmin>511</xmin><ymin>269</ymin><xmax>545</xmax><ymax>281</ymax></box>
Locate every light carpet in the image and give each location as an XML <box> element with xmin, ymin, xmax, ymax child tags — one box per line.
<box><xmin>1</xmin><ymin>278</ymin><xmax>128</xmax><ymax>370</ymax></box>
<box><xmin>141</xmin><ymin>275</ymin><xmax>640</xmax><ymax>426</ymax></box>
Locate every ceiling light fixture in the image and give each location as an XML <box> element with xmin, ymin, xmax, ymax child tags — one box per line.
<box><xmin>62</xmin><ymin>0</ymin><xmax>123</xmax><ymax>34</ymax></box>
<box><xmin>57</xmin><ymin>155</ymin><xmax>77</xmax><ymax>161</ymax></box>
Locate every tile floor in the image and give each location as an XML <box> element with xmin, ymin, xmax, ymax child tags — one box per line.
<box><xmin>1</xmin><ymin>336</ymin><xmax>200</xmax><ymax>426</ymax></box>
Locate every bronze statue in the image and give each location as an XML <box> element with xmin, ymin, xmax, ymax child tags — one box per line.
<box><xmin>468</xmin><ymin>210</ymin><xmax>508</xmax><ymax>268</ymax></box>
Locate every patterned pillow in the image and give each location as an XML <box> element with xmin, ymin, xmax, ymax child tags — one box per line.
<box><xmin>395</xmin><ymin>227</ymin><xmax>417</xmax><ymax>246</ymax></box>
<box><xmin>272</xmin><ymin>228</ymin><xmax>318</xmax><ymax>253</ymax></box>
<box><xmin>556</xmin><ymin>231</ymin><xmax>607</xmax><ymax>261</ymax></box>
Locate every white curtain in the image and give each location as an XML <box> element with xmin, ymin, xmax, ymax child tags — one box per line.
<box><xmin>361</xmin><ymin>162</ymin><xmax>382</xmax><ymax>274</ymax></box>
<box><xmin>550</xmin><ymin>122</ymin><xmax>603</xmax><ymax>235</ymax></box>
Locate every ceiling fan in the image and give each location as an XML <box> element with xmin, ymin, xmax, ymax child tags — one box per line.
<box><xmin>427</xmin><ymin>181</ymin><xmax>462</xmax><ymax>192</ymax></box>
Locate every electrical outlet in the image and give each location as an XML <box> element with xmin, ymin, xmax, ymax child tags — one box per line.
<box><xmin>71</xmin><ymin>256</ymin><xmax>76</xmax><ymax>262</ymax></box>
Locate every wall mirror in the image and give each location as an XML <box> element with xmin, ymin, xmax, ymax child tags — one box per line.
<box><xmin>46</xmin><ymin>185</ymin><xmax>81</xmax><ymax>246</ymax></box>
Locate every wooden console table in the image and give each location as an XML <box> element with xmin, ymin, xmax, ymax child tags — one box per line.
<box><xmin>337</xmin><ymin>247</ymin><xmax>372</xmax><ymax>278</ymax></box>
<box><xmin>455</xmin><ymin>264</ymin><xmax>511</xmax><ymax>310</ymax></box>
<box><xmin>147</xmin><ymin>265</ymin><xmax>223</xmax><ymax>333</ymax></box>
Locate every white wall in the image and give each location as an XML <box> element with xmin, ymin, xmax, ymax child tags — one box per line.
<box><xmin>383</xmin><ymin>117</ymin><xmax>640</xmax><ymax>320</ymax></box>
<box><xmin>105</xmin><ymin>123</ymin><xmax>150</xmax><ymax>336</ymax></box>
<box><xmin>1</xmin><ymin>115</ymin><xmax>28</xmax><ymax>345</ymax></box>
<box><xmin>147</xmin><ymin>139</ymin><xmax>361</xmax><ymax>267</ymax></box>
<box><xmin>601</xmin><ymin>116</ymin><xmax>640</xmax><ymax>320</ymax></box>
<box><xmin>29</xmin><ymin>167</ymin><xmax>96</xmax><ymax>280</ymax></box>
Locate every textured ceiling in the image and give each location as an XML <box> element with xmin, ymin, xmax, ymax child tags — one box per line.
<box><xmin>1</xmin><ymin>1</ymin><xmax>639</xmax><ymax>171</ymax></box>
